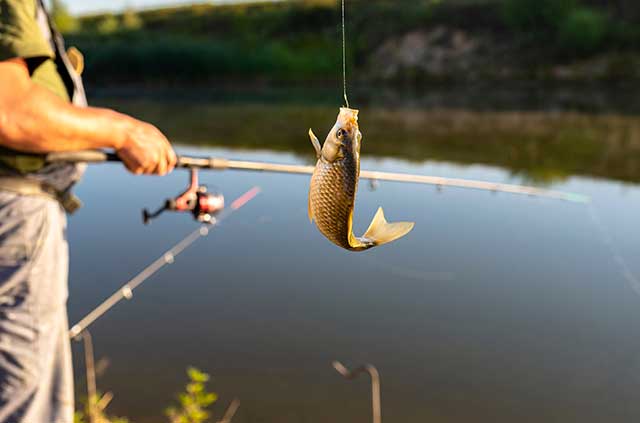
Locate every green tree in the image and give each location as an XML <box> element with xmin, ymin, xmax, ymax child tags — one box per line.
<box><xmin>559</xmin><ymin>7</ymin><xmax>608</xmax><ymax>54</ymax></box>
<box><xmin>122</xmin><ymin>8</ymin><xmax>143</xmax><ymax>30</ymax></box>
<box><xmin>97</xmin><ymin>14</ymin><xmax>120</xmax><ymax>34</ymax></box>
<box><xmin>51</xmin><ymin>0</ymin><xmax>79</xmax><ymax>33</ymax></box>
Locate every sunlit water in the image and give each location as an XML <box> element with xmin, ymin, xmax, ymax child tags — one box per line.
<box><xmin>67</xmin><ymin>106</ymin><xmax>640</xmax><ymax>422</ymax></box>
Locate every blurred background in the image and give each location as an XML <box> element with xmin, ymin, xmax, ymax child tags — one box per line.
<box><xmin>56</xmin><ymin>1</ymin><xmax>640</xmax><ymax>422</ymax></box>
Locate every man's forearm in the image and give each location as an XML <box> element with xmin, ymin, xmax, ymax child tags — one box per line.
<box><xmin>0</xmin><ymin>82</ymin><xmax>132</xmax><ymax>154</ymax></box>
<box><xmin>0</xmin><ymin>58</ymin><xmax>175</xmax><ymax>174</ymax></box>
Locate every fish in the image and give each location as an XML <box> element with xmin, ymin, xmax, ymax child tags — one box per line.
<box><xmin>308</xmin><ymin>107</ymin><xmax>414</xmax><ymax>251</ymax></box>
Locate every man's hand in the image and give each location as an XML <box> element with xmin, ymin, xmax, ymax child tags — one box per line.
<box><xmin>116</xmin><ymin>119</ymin><xmax>177</xmax><ymax>175</ymax></box>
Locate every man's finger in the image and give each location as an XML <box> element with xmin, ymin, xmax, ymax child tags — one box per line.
<box><xmin>119</xmin><ymin>151</ymin><xmax>141</xmax><ymax>175</ymax></box>
<box><xmin>156</xmin><ymin>152</ymin><xmax>168</xmax><ymax>176</ymax></box>
<box><xmin>142</xmin><ymin>150</ymin><xmax>160</xmax><ymax>175</ymax></box>
<box><xmin>123</xmin><ymin>157</ymin><xmax>141</xmax><ymax>175</ymax></box>
<box><xmin>168</xmin><ymin>148</ymin><xmax>177</xmax><ymax>172</ymax></box>
<box><xmin>160</xmin><ymin>136</ymin><xmax>176</xmax><ymax>172</ymax></box>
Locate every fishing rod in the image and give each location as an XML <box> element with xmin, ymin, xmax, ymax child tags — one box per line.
<box><xmin>46</xmin><ymin>150</ymin><xmax>591</xmax><ymax>206</ymax></box>
<box><xmin>68</xmin><ymin>186</ymin><xmax>261</xmax><ymax>339</ymax></box>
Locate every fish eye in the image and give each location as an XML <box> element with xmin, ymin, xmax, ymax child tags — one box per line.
<box><xmin>336</xmin><ymin>129</ymin><xmax>347</xmax><ymax>139</ymax></box>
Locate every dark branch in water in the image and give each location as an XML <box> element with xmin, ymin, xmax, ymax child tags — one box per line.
<box><xmin>333</xmin><ymin>361</ymin><xmax>382</xmax><ymax>423</ymax></box>
<box><xmin>80</xmin><ymin>330</ymin><xmax>98</xmax><ymax>423</ymax></box>
<box><xmin>217</xmin><ymin>398</ymin><xmax>241</xmax><ymax>423</ymax></box>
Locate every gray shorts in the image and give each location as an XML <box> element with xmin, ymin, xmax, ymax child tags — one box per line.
<box><xmin>0</xmin><ymin>192</ymin><xmax>73</xmax><ymax>423</ymax></box>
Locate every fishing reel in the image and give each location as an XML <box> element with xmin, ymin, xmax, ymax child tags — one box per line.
<box><xmin>143</xmin><ymin>168</ymin><xmax>224</xmax><ymax>225</ymax></box>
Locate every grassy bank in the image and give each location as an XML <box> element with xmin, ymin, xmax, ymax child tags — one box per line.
<box><xmin>61</xmin><ymin>0</ymin><xmax>640</xmax><ymax>85</ymax></box>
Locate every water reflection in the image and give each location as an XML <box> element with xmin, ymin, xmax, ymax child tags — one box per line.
<box><xmin>95</xmin><ymin>98</ymin><xmax>640</xmax><ymax>185</ymax></box>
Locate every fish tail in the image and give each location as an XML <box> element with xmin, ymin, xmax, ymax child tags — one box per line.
<box><xmin>361</xmin><ymin>207</ymin><xmax>414</xmax><ymax>246</ymax></box>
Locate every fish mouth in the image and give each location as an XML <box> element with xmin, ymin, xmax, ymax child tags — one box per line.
<box><xmin>338</xmin><ymin>107</ymin><xmax>359</xmax><ymax>131</ymax></box>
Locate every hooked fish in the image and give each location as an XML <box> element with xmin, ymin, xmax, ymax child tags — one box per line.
<box><xmin>308</xmin><ymin>108</ymin><xmax>414</xmax><ymax>251</ymax></box>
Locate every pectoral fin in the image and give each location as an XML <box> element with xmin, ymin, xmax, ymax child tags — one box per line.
<box><xmin>362</xmin><ymin>207</ymin><xmax>414</xmax><ymax>247</ymax></box>
<box><xmin>309</xmin><ymin>129</ymin><xmax>322</xmax><ymax>159</ymax></box>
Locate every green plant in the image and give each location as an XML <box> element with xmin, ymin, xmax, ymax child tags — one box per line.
<box><xmin>166</xmin><ymin>367</ymin><xmax>218</xmax><ymax>423</ymax></box>
<box><xmin>74</xmin><ymin>393</ymin><xmax>130</xmax><ymax>423</ymax></box>
<box><xmin>73</xmin><ymin>367</ymin><xmax>218</xmax><ymax>423</ymax></box>
<box><xmin>559</xmin><ymin>7</ymin><xmax>609</xmax><ymax>54</ymax></box>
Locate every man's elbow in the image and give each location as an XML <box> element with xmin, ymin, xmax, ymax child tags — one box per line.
<box><xmin>0</xmin><ymin>106</ymin><xmax>36</xmax><ymax>152</ymax></box>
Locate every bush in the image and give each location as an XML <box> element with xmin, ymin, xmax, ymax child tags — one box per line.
<box><xmin>501</xmin><ymin>0</ymin><xmax>577</xmax><ymax>33</ymax></box>
<box><xmin>68</xmin><ymin>30</ymin><xmax>338</xmax><ymax>83</ymax></box>
<box><xmin>559</xmin><ymin>7</ymin><xmax>608</xmax><ymax>54</ymax></box>
<box><xmin>74</xmin><ymin>367</ymin><xmax>217</xmax><ymax>423</ymax></box>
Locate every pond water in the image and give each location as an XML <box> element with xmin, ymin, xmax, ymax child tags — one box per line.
<box><xmin>67</xmin><ymin>97</ymin><xmax>640</xmax><ymax>423</ymax></box>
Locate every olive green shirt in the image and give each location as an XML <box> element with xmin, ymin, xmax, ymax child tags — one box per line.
<box><xmin>0</xmin><ymin>0</ymin><xmax>71</xmax><ymax>172</ymax></box>
<box><xmin>0</xmin><ymin>0</ymin><xmax>69</xmax><ymax>101</ymax></box>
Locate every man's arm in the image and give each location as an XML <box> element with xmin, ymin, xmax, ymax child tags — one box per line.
<box><xmin>0</xmin><ymin>59</ymin><xmax>176</xmax><ymax>175</ymax></box>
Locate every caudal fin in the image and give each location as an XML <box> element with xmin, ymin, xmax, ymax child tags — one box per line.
<box><xmin>362</xmin><ymin>207</ymin><xmax>414</xmax><ymax>246</ymax></box>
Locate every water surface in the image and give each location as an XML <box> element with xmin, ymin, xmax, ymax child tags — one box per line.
<box><xmin>68</xmin><ymin>99</ymin><xmax>640</xmax><ymax>423</ymax></box>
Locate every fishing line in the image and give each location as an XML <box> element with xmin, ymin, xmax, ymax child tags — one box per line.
<box><xmin>587</xmin><ymin>202</ymin><xmax>640</xmax><ymax>296</ymax></box>
<box><xmin>341</xmin><ymin>0</ymin><xmax>350</xmax><ymax>108</ymax></box>
<box><xmin>69</xmin><ymin>187</ymin><xmax>261</xmax><ymax>340</ymax></box>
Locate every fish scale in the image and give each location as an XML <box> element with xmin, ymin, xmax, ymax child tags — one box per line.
<box><xmin>310</xmin><ymin>154</ymin><xmax>359</xmax><ymax>249</ymax></box>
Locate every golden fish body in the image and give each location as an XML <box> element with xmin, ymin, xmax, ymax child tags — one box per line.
<box><xmin>308</xmin><ymin>108</ymin><xmax>414</xmax><ymax>251</ymax></box>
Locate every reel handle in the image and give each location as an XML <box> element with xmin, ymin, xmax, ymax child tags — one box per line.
<box><xmin>142</xmin><ymin>199</ymin><xmax>177</xmax><ymax>225</ymax></box>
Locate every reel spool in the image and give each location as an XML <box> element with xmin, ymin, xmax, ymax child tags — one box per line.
<box><xmin>143</xmin><ymin>168</ymin><xmax>224</xmax><ymax>224</ymax></box>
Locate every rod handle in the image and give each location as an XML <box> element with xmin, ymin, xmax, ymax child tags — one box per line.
<box><xmin>46</xmin><ymin>150</ymin><xmax>120</xmax><ymax>163</ymax></box>
<box><xmin>45</xmin><ymin>150</ymin><xmax>230</xmax><ymax>170</ymax></box>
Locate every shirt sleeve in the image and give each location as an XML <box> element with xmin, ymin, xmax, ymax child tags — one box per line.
<box><xmin>0</xmin><ymin>0</ymin><xmax>53</xmax><ymax>64</ymax></box>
